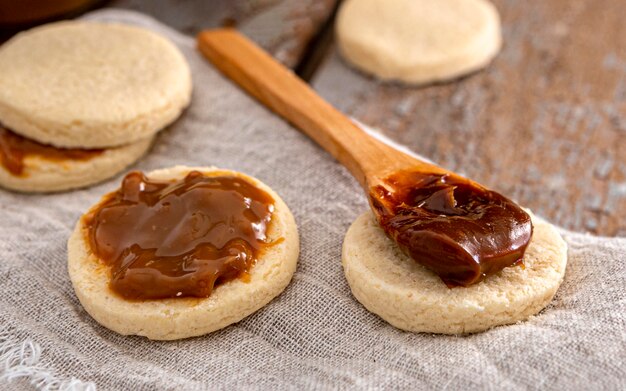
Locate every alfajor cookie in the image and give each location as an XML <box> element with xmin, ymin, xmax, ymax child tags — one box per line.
<box><xmin>0</xmin><ymin>21</ymin><xmax>192</xmax><ymax>192</ymax></box>
<box><xmin>342</xmin><ymin>210</ymin><xmax>567</xmax><ymax>334</ymax></box>
<box><xmin>336</xmin><ymin>0</ymin><xmax>502</xmax><ymax>85</ymax></box>
<box><xmin>68</xmin><ymin>166</ymin><xmax>299</xmax><ymax>340</ymax></box>
<box><xmin>0</xmin><ymin>21</ymin><xmax>192</xmax><ymax>148</ymax></box>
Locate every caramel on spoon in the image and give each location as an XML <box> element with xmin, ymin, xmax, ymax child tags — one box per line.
<box><xmin>197</xmin><ymin>29</ymin><xmax>532</xmax><ymax>287</ymax></box>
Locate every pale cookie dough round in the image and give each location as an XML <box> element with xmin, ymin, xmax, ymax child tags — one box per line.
<box><xmin>0</xmin><ymin>136</ymin><xmax>153</xmax><ymax>193</ymax></box>
<box><xmin>342</xmin><ymin>211</ymin><xmax>567</xmax><ymax>334</ymax></box>
<box><xmin>68</xmin><ymin>166</ymin><xmax>300</xmax><ymax>340</ymax></box>
<box><xmin>336</xmin><ymin>0</ymin><xmax>502</xmax><ymax>84</ymax></box>
<box><xmin>0</xmin><ymin>21</ymin><xmax>192</xmax><ymax>148</ymax></box>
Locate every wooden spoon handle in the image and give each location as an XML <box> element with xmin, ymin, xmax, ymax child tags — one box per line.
<box><xmin>197</xmin><ymin>29</ymin><xmax>437</xmax><ymax>188</ymax></box>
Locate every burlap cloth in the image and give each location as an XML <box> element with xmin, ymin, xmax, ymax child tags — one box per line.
<box><xmin>1</xmin><ymin>10</ymin><xmax>624</xmax><ymax>391</ymax></box>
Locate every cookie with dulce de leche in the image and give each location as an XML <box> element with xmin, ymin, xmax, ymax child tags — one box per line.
<box><xmin>68</xmin><ymin>166</ymin><xmax>299</xmax><ymax>340</ymax></box>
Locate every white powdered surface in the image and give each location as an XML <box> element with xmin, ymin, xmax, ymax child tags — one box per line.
<box><xmin>0</xmin><ymin>9</ymin><xmax>624</xmax><ymax>391</ymax></box>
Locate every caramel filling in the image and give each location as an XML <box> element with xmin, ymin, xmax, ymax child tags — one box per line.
<box><xmin>370</xmin><ymin>171</ymin><xmax>533</xmax><ymax>287</ymax></box>
<box><xmin>0</xmin><ymin>124</ymin><xmax>103</xmax><ymax>176</ymax></box>
<box><xmin>83</xmin><ymin>170</ymin><xmax>276</xmax><ymax>300</ymax></box>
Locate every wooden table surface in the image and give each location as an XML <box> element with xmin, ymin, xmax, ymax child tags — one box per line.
<box><xmin>3</xmin><ymin>0</ymin><xmax>624</xmax><ymax>236</ymax></box>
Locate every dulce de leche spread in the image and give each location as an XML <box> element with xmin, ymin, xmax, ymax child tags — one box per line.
<box><xmin>82</xmin><ymin>170</ymin><xmax>275</xmax><ymax>300</ymax></box>
<box><xmin>369</xmin><ymin>170</ymin><xmax>533</xmax><ymax>287</ymax></box>
<box><xmin>0</xmin><ymin>124</ymin><xmax>102</xmax><ymax>176</ymax></box>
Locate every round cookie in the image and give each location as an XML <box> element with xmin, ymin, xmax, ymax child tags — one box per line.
<box><xmin>68</xmin><ymin>166</ymin><xmax>300</xmax><ymax>340</ymax></box>
<box><xmin>0</xmin><ymin>136</ymin><xmax>153</xmax><ymax>193</ymax></box>
<box><xmin>342</xmin><ymin>210</ymin><xmax>567</xmax><ymax>334</ymax></box>
<box><xmin>336</xmin><ymin>0</ymin><xmax>502</xmax><ymax>85</ymax></box>
<box><xmin>0</xmin><ymin>21</ymin><xmax>192</xmax><ymax>148</ymax></box>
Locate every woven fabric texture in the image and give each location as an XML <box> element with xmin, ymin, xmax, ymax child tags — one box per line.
<box><xmin>0</xmin><ymin>10</ymin><xmax>624</xmax><ymax>390</ymax></box>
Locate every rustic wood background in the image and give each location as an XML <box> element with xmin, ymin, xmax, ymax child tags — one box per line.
<box><xmin>2</xmin><ymin>0</ymin><xmax>624</xmax><ymax>236</ymax></box>
<box><xmin>109</xmin><ymin>0</ymin><xmax>337</xmax><ymax>69</ymax></box>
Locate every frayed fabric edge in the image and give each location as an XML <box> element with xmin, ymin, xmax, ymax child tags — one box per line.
<box><xmin>0</xmin><ymin>333</ymin><xmax>96</xmax><ymax>391</ymax></box>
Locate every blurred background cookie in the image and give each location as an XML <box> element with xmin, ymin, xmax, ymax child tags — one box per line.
<box><xmin>336</xmin><ymin>0</ymin><xmax>502</xmax><ymax>84</ymax></box>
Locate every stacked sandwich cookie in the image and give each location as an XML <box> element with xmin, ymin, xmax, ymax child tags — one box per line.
<box><xmin>0</xmin><ymin>21</ymin><xmax>192</xmax><ymax>192</ymax></box>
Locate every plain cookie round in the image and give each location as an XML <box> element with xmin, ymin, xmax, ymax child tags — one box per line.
<box><xmin>0</xmin><ymin>21</ymin><xmax>192</xmax><ymax>148</ymax></box>
<box><xmin>0</xmin><ymin>136</ymin><xmax>153</xmax><ymax>193</ymax></box>
<box><xmin>342</xmin><ymin>211</ymin><xmax>567</xmax><ymax>334</ymax></box>
<box><xmin>68</xmin><ymin>166</ymin><xmax>300</xmax><ymax>340</ymax></box>
<box><xmin>336</xmin><ymin>0</ymin><xmax>502</xmax><ymax>84</ymax></box>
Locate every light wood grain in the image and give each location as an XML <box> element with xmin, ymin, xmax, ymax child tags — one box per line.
<box><xmin>109</xmin><ymin>0</ymin><xmax>337</xmax><ymax>68</ymax></box>
<box><xmin>197</xmin><ymin>29</ymin><xmax>448</xmax><ymax>190</ymax></box>
<box><xmin>313</xmin><ymin>0</ymin><xmax>626</xmax><ymax>236</ymax></box>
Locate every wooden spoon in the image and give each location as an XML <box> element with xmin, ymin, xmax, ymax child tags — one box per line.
<box><xmin>197</xmin><ymin>29</ymin><xmax>446</xmax><ymax>189</ymax></box>
<box><xmin>196</xmin><ymin>29</ymin><xmax>533</xmax><ymax>287</ymax></box>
